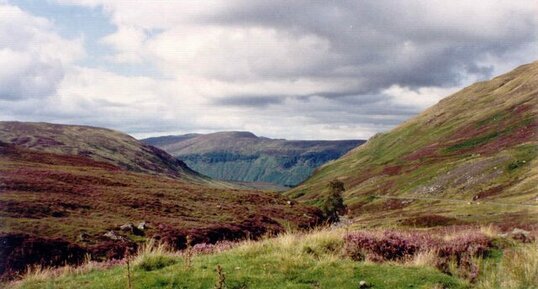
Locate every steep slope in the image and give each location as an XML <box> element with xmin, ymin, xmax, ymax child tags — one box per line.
<box><xmin>0</xmin><ymin>121</ymin><xmax>202</xmax><ymax>181</ymax></box>
<box><xmin>143</xmin><ymin>132</ymin><xmax>364</xmax><ymax>186</ymax></box>
<box><xmin>0</xmin><ymin>122</ymin><xmax>324</xmax><ymax>279</ymax></box>
<box><xmin>288</xmin><ymin>61</ymin><xmax>538</xmax><ymax>226</ymax></box>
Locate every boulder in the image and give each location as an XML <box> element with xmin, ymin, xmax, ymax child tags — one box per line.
<box><xmin>120</xmin><ymin>223</ymin><xmax>134</xmax><ymax>232</ymax></box>
<box><xmin>511</xmin><ymin>228</ymin><xmax>534</xmax><ymax>243</ymax></box>
<box><xmin>78</xmin><ymin>232</ymin><xmax>90</xmax><ymax>242</ymax></box>
<box><xmin>103</xmin><ymin>230</ymin><xmax>123</xmax><ymax>241</ymax></box>
<box><xmin>137</xmin><ymin>221</ymin><xmax>147</xmax><ymax>231</ymax></box>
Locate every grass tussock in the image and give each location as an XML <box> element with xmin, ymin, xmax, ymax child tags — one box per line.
<box><xmin>477</xmin><ymin>243</ymin><xmax>538</xmax><ymax>289</ymax></box>
<box><xmin>132</xmin><ymin>240</ymin><xmax>176</xmax><ymax>272</ymax></box>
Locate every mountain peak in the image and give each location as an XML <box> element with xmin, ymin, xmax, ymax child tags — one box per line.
<box><xmin>211</xmin><ymin>131</ymin><xmax>258</xmax><ymax>138</ymax></box>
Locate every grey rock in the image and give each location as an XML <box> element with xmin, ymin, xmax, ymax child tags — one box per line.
<box><xmin>511</xmin><ymin>228</ymin><xmax>534</xmax><ymax>243</ymax></box>
<box><xmin>78</xmin><ymin>232</ymin><xmax>90</xmax><ymax>242</ymax></box>
<box><xmin>137</xmin><ymin>221</ymin><xmax>147</xmax><ymax>231</ymax></box>
<box><xmin>120</xmin><ymin>223</ymin><xmax>134</xmax><ymax>232</ymax></box>
<box><xmin>103</xmin><ymin>230</ymin><xmax>123</xmax><ymax>241</ymax></box>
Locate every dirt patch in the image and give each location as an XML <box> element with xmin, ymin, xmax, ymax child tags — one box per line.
<box><xmin>382</xmin><ymin>165</ymin><xmax>402</xmax><ymax>176</ymax></box>
<box><xmin>383</xmin><ymin>199</ymin><xmax>414</xmax><ymax>210</ymax></box>
<box><xmin>400</xmin><ymin>214</ymin><xmax>466</xmax><ymax>227</ymax></box>
<box><xmin>472</xmin><ymin>185</ymin><xmax>507</xmax><ymax>200</ymax></box>
<box><xmin>404</xmin><ymin>143</ymin><xmax>441</xmax><ymax>161</ymax></box>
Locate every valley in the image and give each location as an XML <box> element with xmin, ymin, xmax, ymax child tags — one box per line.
<box><xmin>1</xmin><ymin>62</ymin><xmax>537</xmax><ymax>288</ymax></box>
<box><xmin>143</xmin><ymin>132</ymin><xmax>364</xmax><ymax>187</ymax></box>
<box><xmin>0</xmin><ymin>123</ymin><xmax>322</xmax><ymax>280</ymax></box>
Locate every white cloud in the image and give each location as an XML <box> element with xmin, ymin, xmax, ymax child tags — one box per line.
<box><xmin>101</xmin><ymin>26</ymin><xmax>146</xmax><ymax>63</ymax></box>
<box><xmin>146</xmin><ymin>25</ymin><xmax>335</xmax><ymax>80</ymax></box>
<box><xmin>0</xmin><ymin>3</ymin><xmax>84</xmax><ymax>100</ymax></box>
<box><xmin>383</xmin><ymin>85</ymin><xmax>459</xmax><ymax>109</ymax></box>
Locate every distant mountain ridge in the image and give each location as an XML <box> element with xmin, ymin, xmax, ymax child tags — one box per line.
<box><xmin>143</xmin><ymin>132</ymin><xmax>365</xmax><ymax>186</ymax></box>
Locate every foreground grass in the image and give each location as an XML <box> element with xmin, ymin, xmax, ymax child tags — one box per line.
<box><xmin>11</xmin><ymin>229</ymin><xmax>468</xmax><ymax>289</ymax></box>
<box><xmin>477</xmin><ymin>243</ymin><xmax>538</xmax><ymax>289</ymax></box>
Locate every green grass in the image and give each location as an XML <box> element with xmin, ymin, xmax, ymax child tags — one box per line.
<box><xmin>445</xmin><ymin>132</ymin><xmax>500</xmax><ymax>153</ymax></box>
<box><xmin>11</xmin><ymin>230</ymin><xmax>469</xmax><ymax>289</ymax></box>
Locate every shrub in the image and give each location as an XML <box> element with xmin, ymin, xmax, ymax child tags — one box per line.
<box><xmin>436</xmin><ymin>232</ymin><xmax>492</xmax><ymax>280</ymax></box>
<box><xmin>321</xmin><ymin>179</ymin><xmax>346</xmax><ymax>223</ymax></box>
<box><xmin>344</xmin><ymin>231</ymin><xmax>438</xmax><ymax>262</ymax></box>
<box><xmin>344</xmin><ymin>229</ymin><xmax>494</xmax><ymax>281</ymax></box>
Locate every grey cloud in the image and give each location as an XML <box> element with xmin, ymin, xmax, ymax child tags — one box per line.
<box><xmin>0</xmin><ymin>60</ymin><xmax>64</xmax><ymax>100</ymax></box>
<box><xmin>203</xmin><ymin>0</ymin><xmax>537</xmax><ymax>92</ymax></box>
<box><xmin>212</xmin><ymin>95</ymin><xmax>285</xmax><ymax>107</ymax></box>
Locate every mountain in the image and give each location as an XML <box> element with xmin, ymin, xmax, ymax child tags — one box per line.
<box><xmin>143</xmin><ymin>132</ymin><xmax>365</xmax><ymax>187</ymax></box>
<box><xmin>0</xmin><ymin>121</ymin><xmax>203</xmax><ymax>181</ymax></box>
<box><xmin>287</xmin><ymin>61</ymin><xmax>538</xmax><ymax>227</ymax></box>
<box><xmin>0</xmin><ymin>122</ymin><xmax>322</xmax><ymax>279</ymax></box>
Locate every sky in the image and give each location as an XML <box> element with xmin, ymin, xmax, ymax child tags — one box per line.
<box><xmin>0</xmin><ymin>1</ymin><xmax>537</xmax><ymax>140</ymax></box>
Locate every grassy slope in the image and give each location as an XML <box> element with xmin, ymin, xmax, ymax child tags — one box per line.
<box><xmin>11</xmin><ymin>229</ymin><xmax>470</xmax><ymax>289</ymax></box>
<box><xmin>287</xmin><ymin>61</ymin><xmax>538</xmax><ymax>227</ymax></box>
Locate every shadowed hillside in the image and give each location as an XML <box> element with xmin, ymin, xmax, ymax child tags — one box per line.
<box><xmin>287</xmin><ymin>61</ymin><xmax>538</xmax><ymax>227</ymax></box>
<box><xmin>143</xmin><ymin>132</ymin><xmax>364</xmax><ymax>186</ymax></box>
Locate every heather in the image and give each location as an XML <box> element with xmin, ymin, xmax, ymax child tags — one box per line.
<box><xmin>344</xmin><ymin>230</ymin><xmax>493</xmax><ymax>281</ymax></box>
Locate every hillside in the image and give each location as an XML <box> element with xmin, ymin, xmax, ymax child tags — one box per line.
<box><xmin>143</xmin><ymin>132</ymin><xmax>364</xmax><ymax>186</ymax></box>
<box><xmin>0</xmin><ymin>123</ymin><xmax>323</xmax><ymax>279</ymax></box>
<box><xmin>0</xmin><ymin>122</ymin><xmax>203</xmax><ymax>182</ymax></box>
<box><xmin>287</xmin><ymin>61</ymin><xmax>538</xmax><ymax>227</ymax></box>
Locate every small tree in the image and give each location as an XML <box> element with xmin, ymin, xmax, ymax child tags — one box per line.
<box><xmin>321</xmin><ymin>179</ymin><xmax>346</xmax><ymax>223</ymax></box>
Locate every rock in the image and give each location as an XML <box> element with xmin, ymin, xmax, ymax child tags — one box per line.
<box><xmin>137</xmin><ymin>221</ymin><xmax>147</xmax><ymax>231</ymax></box>
<box><xmin>103</xmin><ymin>230</ymin><xmax>123</xmax><ymax>241</ymax></box>
<box><xmin>359</xmin><ymin>280</ymin><xmax>370</xmax><ymax>288</ymax></box>
<box><xmin>120</xmin><ymin>223</ymin><xmax>134</xmax><ymax>232</ymax></box>
<box><xmin>511</xmin><ymin>228</ymin><xmax>534</xmax><ymax>243</ymax></box>
<box><xmin>119</xmin><ymin>222</ymin><xmax>145</xmax><ymax>236</ymax></box>
<box><xmin>78</xmin><ymin>232</ymin><xmax>90</xmax><ymax>242</ymax></box>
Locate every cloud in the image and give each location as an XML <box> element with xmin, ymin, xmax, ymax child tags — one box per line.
<box><xmin>0</xmin><ymin>3</ymin><xmax>84</xmax><ymax>100</ymax></box>
<box><xmin>213</xmin><ymin>95</ymin><xmax>284</xmax><ymax>107</ymax></box>
<box><xmin>1</xmin><ymin>1</ymin><xmax>537</xmax><ymax>140</ymax></box>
